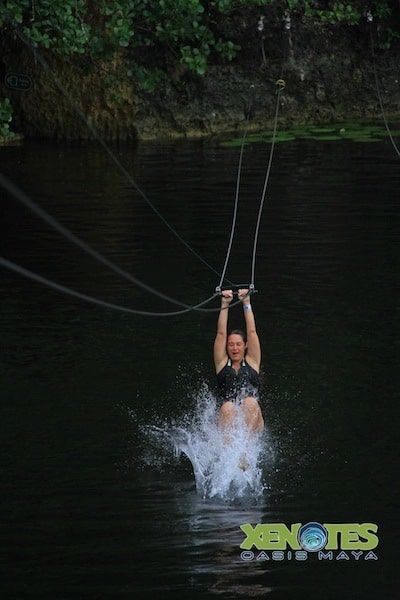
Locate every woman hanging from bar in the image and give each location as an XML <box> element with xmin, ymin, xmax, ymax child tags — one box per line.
<box><xmin>214</xmin><ymin>288</ymin><xmax>264</xmax><ymax>438</ymax></box>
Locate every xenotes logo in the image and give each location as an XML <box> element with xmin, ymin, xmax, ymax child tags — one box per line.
<box><xmin>240</xmin><ymin>522</ymin><xmax>379</xmax><ymax>562</ymax></box>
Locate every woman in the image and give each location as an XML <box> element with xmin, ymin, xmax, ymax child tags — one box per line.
<box><xmin>214</xmin><ymin>288</ymin><xmax>264</xmax><ymax>436</ymax></box>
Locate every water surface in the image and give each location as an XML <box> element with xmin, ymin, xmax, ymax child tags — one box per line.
<box><xmin>0</xmin><ymin>134</ymin><xmax>398</xmax><ymax>598</ymax></box>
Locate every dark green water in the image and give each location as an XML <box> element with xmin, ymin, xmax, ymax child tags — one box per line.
<box><xmin>0</xmin><ymin>136</ymin><xmax>398</xmax><ymax>599</ymax></box>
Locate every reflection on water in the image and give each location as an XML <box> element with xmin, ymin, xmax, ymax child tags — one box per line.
<box><xmin>0</xmin><ymin>137</ymin><xmax>398</xmax><ymax>598</ymax></box>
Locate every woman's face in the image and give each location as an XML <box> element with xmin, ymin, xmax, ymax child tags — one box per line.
<box><xmin>227</xmin><ymin>333</ymin><xmax>247</xmax><ymax>361</ymax></box>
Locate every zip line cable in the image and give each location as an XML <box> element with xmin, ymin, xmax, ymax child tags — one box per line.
<box><xmin>8</xmin><ymin>24</ymin><xmax>224</xmax><ymax>280</ymax></box>
<box><xmin>1</xmin><ymin>9</ymin><xmax>288</xmax><ymax>311</ymax></box>
<box><xmin>368</xmin><ymin>15</ymin><xmax>400</xmax><ymax>159</ymax></box>
<box><xmin>3</xmin><ymin>9</ymin><xmax>393</xmax><ymax>315</ymax></box>
<box><xmin>250</xmin><ymin>79</ymin><xmax>284</xmax><ymax>287</ymax></box>
<box><xmin>0</xmin><ymin>173</ymin><xmax>213</xmax><ymax>311</ymax></box>
<box><xmin>0</xmin><ymin>173</ymin><xmax>244</xmax><ymax>314</ymax></box>
<box><xmin>217</xmin><ymin>116</ymin><xmax>249</xmax><ymax>291</ymax></box>
<box><xmin>217</xmin><ymin>18</ymin><xmax>290</xmax><ymax>292</ymax></box>
<box><xmin>0</xmin><ymin>256</ymin><xmax>220</xmax><ymax>317</ymax></box>
<box><xmin>250</xmin><ymin>20</ymin><xmax>290</xmax><ymax>288</ymax></box>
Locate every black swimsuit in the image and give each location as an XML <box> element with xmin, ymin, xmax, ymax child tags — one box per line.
<box><xmin>216</xmin><ymin>358</ymin><xmax>260</xmax><ymax>404</ymax></box>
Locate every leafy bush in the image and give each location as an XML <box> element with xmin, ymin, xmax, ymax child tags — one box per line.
<box><xmin>287</xmin><ymin>1</ymin><xmax>392</xmax><ymax>23</ymax></box>
<box><xmin>0</xmin><ymin>0</ymin><xmax>244</xmax><ymax>73</ymax></box>
<box><xmin>0</xmin><ymin>0</ymin><xmax>396</xmax><ymax>88</ymax></box>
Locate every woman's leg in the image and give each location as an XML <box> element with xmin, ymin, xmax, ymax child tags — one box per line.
<box><xmin>241</xmin><ymin>396</ymin><xmax>264</xmax><ymax>435</ymax></box>
<box><xmin>219</xmin><ymin>401</ymin><xmax>236</xmax><ymax>436</ymax></box>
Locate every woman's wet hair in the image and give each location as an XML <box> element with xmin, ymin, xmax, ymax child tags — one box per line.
<box><xmin>228</xmin><ymin>329</ymin><xmax>247</xmax><ymax>343</ymax></box>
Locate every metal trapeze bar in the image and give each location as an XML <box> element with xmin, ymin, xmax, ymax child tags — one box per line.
<box><xmin>215</xmin><ymin>283</ymin><xmax>257</xmax><ymax>295</ymax></box>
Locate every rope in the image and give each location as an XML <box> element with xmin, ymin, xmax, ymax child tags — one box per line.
<box><xmin>0</xmin><ymin>173</ymin><xmax>211</xmax><ymax>311</ymax></box>
<box><xmin>217</xmin><ymin>115</ymin><xmax>249</xmax><ymax>290</ymax></box>
<box><xmin>249</xmin><ymin>20</ymin><xmax>290</xmax><ymax>288</ymax></box>
<box><xmin>217</xmin><ymin>17</ymin><xmax>290</xmax><ymax>293</ymax></box>
<box><xmin>250</xmin><ymin>80</ymin><xmax>283</xmax><ymax>287</ymax></box>
<box><xmin>1</xmin><ymin>8</ymin><xmax>287</xmax><ymax>311</ymax></box>
<box><xmin>1</xmin><ymin>174</ymin><xmax>248</xmax><ymax>314</ymax></box>
<box><xmin>368</xmin><ymin>17</ymin><xmax>400</xmax><ymax>159</ymax></box>
<box><xmin>0</xmin><ymin>256</ymin><xmax>220</xmax><ymax>317</ymax></box>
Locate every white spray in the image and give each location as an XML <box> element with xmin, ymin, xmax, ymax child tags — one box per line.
<box><xmin>142</xmin><ymin>383</ymin><xmax>274</xmax><ymax>504</ymax></box>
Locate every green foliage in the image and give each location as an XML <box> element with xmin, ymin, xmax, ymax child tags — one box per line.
<box><xmin>129</xmin><ymin>64</ymin><xmax>165</xmax><ymax>93</ymax></box>
<box><xmin>0</xmin><ymin>98</ymin><xmax>15</xmax><ymax>140</ymax></box>
<box><xmin>100</xmin><ymin>0</ymin><xmax>135</xmax><ymax>48</ymax></box>
<box><xmin>0</xmin><ymin>0</ymin><xmax>241</xmax><ymax>78</ymax></box>
<box><xmin>221</xmin><ymin>121</ymin><xmax>399</xmax><ymax>146</ymax></box>
<box><xmin>0</xmin><ymin>0</ymin><xmax>398</xmax><ymax>89</ymax></box>
<box><xmin>0</xmin><ymin>0</ymin><xmax>25</xmax><ymax>25</ymax></box>
<box><xmin>286</xmin><ymin>1</ymin><xmax>393</xmax><ymax>24</ymax></box>
<box><xmin>312</xmin><ymin>3</ymin><xmax>361</xmax><ymax>25</ymax></box>
<box><xmin>0</xmin><ymin>0</ymin><xmax>248</xmax><ymax>81</ymax></box>
<box><xmin>211</xmin><ymin>0</ymin><xmax>272</xmax><ymax>11</ymax></box>
<box><xmin>1</xmin><ymin>0</ymin><xmax>90</xmax><ymax>55</ymax></box>
<box><xmin>379</xmin><ymin>27</ymin><xmax>400</xmax><ymax>49</ymax></box>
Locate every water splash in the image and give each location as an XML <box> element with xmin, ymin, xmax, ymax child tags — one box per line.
<box><xmin>141</xmin><ymin>384</ymin><xmax>274</xmax><ymax>504</ymax></box>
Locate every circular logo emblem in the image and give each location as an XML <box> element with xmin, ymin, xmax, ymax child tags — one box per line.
<box><xmin>5</xmin><ymin>72</ymin><xmax>32</xmax><ymax>92</ymax></box>
<box><xmin>298</xmin><ymin>522</ymin><xmax>328</xmax><ymax>552</ymax></box>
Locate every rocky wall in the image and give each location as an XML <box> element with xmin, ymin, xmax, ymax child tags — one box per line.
<box><xmin>1</xmin><ymin>19</ymin><xmax>399</xmax><ymax>142</ymax></box>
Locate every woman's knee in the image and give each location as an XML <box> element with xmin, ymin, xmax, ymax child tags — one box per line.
<box><xmin>242</xmin><ymin>397</ymin><xmax>264</xmax><ymax>430</ymax></box>
<box><xmin>242</xmin><ymin>396</ymin><xmax>260</xmax><ymax>413</ymax></box>
<box><xmin>220</xmin><ymin>401</ymin><xmax>236</xmax><ymax>418</ymax></box>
